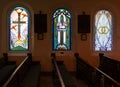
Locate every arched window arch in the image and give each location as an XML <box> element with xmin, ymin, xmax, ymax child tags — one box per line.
<box><xmin>9</xmin><ymin>6</ymin><xmax>30</xmax><ymax>51</ymax></box>
<box><xmin>52</xmin><ymin>8</ymin><xmax>72</xmax><ymax>51</ymax></box>
<box><xmin>94</xmin><ymin>9</ymin><xmax>113</xmax><ymax>51</ymax></box>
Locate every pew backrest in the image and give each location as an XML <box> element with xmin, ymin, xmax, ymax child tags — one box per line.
<box><xmin>99</xmin><ymin>53</ymin><xmax>120</xmax><ymax>82</ymax></box>
<box><xmin>3</xmin><ymin>56</ymin><xmax>29</xmax><ymax>87</ymax></box>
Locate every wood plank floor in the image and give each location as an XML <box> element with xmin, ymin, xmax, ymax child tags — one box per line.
<box><xmin>40</xmin><ymin>74</ymin><xmax>89</xmax><ymax>87</ymax></box>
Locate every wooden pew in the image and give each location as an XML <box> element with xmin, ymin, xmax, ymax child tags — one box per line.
<box><xmin>95</xmin><ymin>67</ymin><xmax>120</xmax><ymax>87</ymax></box>
<box><xmin>99</xmin><ymin>53</ymin><xmax>120</xmax><ymax>82</ymax></box>
<box><xmin>0</xmin><ymin>53</ymin><xmax>16</xmax><ymax>86</ymax></box>
<box><xmin>3</xmin><ymin>53</ymin><xmax>40</xmax><ymax>87</ymax></box>
<box><xmin>74</xmin><ymin>53</ymin><xmax>96</xmax><ymax>87</ymax></box>
<box><xmin>74</xmin><ymin>53</ymin><xmax>120</xmax><ymax>87</ymax></box>
<box><xmin>51</xmin><ymin>53</ymin><xmax>77</xmax><ymax>87</ymax></box>
<box><xmin>0</xmin><ymin>53</ymin><xmax>16</xmax><ymax>68</ymax></box>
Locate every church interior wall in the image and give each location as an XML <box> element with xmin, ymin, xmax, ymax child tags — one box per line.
<box><xmin>0</xmin><ymin>0</ymin><xmax>120</xmax><ymax>72</ymax></box>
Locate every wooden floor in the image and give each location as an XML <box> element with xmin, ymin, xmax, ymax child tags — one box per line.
<box><xmin>40</xmin><ymin>74</ymin><xmax>89</xmax><ymax>87</ymax></box>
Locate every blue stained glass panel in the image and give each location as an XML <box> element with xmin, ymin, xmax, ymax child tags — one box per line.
<box><xmin>52</xmin><ymin>8</ymin><xmax>72</xmax><ymax>51</ymax></box>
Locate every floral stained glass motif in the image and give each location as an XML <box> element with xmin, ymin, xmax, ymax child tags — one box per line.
<box><xmin>94</xmin><ymin>10</ymin><xmax>113</xmax><ymax>51</ymax></box>
<box><xmin>52</xmin><ymin>8</ymin><xmax>72</xmax><ymax>51</ymax></box>
<box><xmin>9</xmin><ymin>7</ymin><xmax>30</xmax><ymax>51</ymax></box>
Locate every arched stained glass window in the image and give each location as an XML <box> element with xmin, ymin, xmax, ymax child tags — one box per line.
<box><xmin>9</xmin><ymin>7</ymin><xmax>30</xmax><ymax>51</ymax></box>
<box><xmin>94</xmin><ymin>9</ymin><xmax>113</xmax><ymax>51</ymax></box>
<box><xmin>52</xmin><ymin>8</ymin><xmax>72</xmax><ymax>51</ymax></box>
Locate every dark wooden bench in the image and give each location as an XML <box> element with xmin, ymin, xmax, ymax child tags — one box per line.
<box><xmin>74</xmin><ymin>53</ymin><xmax>120</xmax><ymax>87</ymax></box>
<box><xmin>3</xmin><ymin>53</ymin><xmax>40</xmax><ymax>87</ymax></box>
<box><xmin>51</xmin><ymin>53</ymin><xmax>76</xmax><ymax>87</ymax></box>
<box><xmin>74</xmin><ymin>53</ymin><xmax>96</xmax><ymax>87</ymax></box>
<box><xmin>0</xmin><ymin>53</ymin><xmax>16</xmax><ymax>86</ymax></box>
<box><xmin>95</xmin><ymin>67</ymin><xmax>120</xmax><ymax>87</ymax></box>
<box><xmin>99</xmin><ymin>53</ymin><xmax>120</xmax><ymax>82</ymax></box>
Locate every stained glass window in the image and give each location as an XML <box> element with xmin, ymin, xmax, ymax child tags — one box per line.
<box><xmin>94</xmin><ymin>9</ymin><xmax>113</xmax><ymax>51</ymax></box>
<box><xmin>9</xmin><ymin>7</ymin><xmax>30</xmax><ymax>51</ymax></box>
<box><xmin>52</xmin><ymin>8</ymin><xmax>72</xmax><ymax>51</ymax></box>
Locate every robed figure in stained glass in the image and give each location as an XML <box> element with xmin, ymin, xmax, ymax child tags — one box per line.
<box><xmin>9</xmin><ymin>7</ymin><xmax>30</xmax><ymax>51</ymax></box>
<box><xmin>53</xmin><ymin>8</ymin><xmax>71</xmax><ymax>51</ymax></box>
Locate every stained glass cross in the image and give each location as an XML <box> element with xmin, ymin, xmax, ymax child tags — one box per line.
<box><xmin>13</xmin><ymin>11</ymin><xmax>26</xmax><ymax>40</ymax></box>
